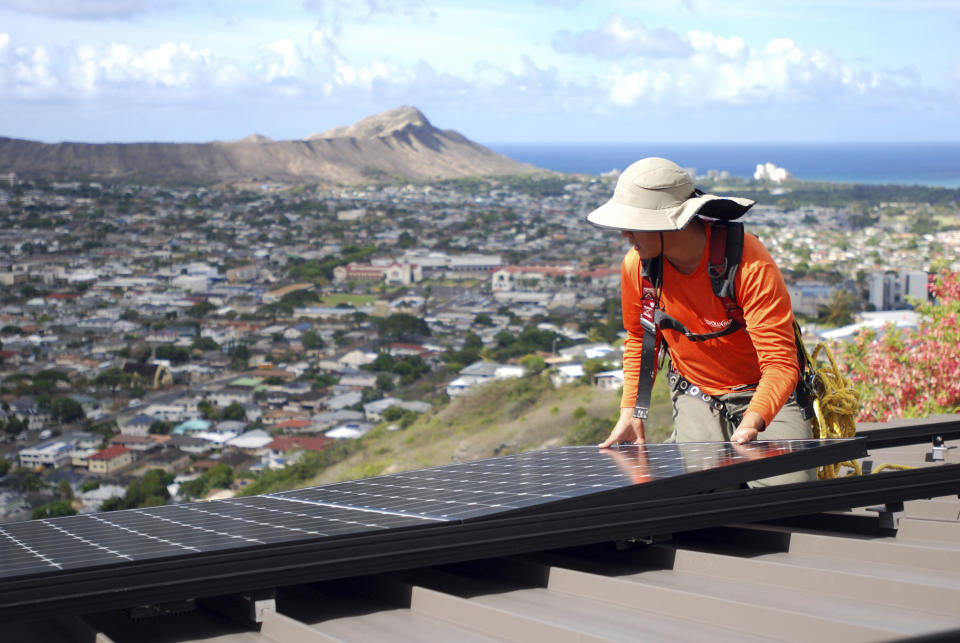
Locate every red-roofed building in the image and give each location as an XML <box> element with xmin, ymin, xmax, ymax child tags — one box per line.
<box><xmin>88</xmin><ymin>445</ymin><xmax>132</xmax><ymax>476</ymax></box>
<box><xmin>266</xmin><ymin>435</ymin><xmax>333</xmax><ymax>470</ymax></box>
<box><xmin>0</xmin><ymin>350</ymin><xmax>22</xmax><ymax>367</ymax></box>
<box><xmin>274</xmin><ymin>418</ymin><xmax>312</xmax><ymax>432</ymax></box>
<box><xmin>267</xmin><ymin>436</ymin><xmax>332</xmax><ymax>456</ymax></box>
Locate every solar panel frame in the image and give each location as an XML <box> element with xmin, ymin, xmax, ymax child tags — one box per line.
<box><xmin>0</xmin><ymin>438</ymin><xmax>864</xmax><ymax>584</ymax></box>
<box><xmin>3</xmin><ymin>458</ymin><xmax>959</xmax><ymax>624</ymax></box>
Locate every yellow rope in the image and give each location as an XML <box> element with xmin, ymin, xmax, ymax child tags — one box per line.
<box><xmin>800</xmin><ymin>334</ymin><xmax>912</xmax><ymax>477</ymax></box>
<box><xmin>871</xmin><ymin>463</ymin><xmax>914</xmax><ymax>474</ymax></box>
<box><xmin>798</xmin><ymin>332</ymin><xmax>862</xmax><ymax>479</ymax></box>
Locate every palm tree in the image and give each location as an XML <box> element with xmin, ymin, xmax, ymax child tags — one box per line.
<box><xmin>820</xmin><ymin>289</ymin><xmax>858</xmax><ymax>327</ymax></box>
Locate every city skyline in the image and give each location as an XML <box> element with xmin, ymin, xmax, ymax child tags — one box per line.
<box><xmin>0</xmin><ymin>0</ymin><xmax>957</xmax><ymax>145</ymax></box>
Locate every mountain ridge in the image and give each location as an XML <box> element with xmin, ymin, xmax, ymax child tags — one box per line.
<box><xmin>0</xmin><ymin>106</ymin><xmax>539</xmax><ymax>185</ymax></box>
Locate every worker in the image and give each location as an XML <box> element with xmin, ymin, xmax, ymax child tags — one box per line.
<box><xmin>587</xmin><ymin>157</ymin><xmax>814</xmax><ymax>486</ymax></box>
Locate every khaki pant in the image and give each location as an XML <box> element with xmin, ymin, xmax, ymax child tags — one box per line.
<box><xmin>667</xmin><ymin>386</ymin><xmax>817</xmax><ymax>488</ymax></box>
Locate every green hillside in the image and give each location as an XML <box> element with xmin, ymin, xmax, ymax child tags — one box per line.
<box><xmin>302</xmin><ymin>370</ymin><xmax>675</xmax><ymax>487</ymax></box>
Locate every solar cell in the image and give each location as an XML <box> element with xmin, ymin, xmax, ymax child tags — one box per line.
<box><xmin>0</xmin><ymin>439</ymin><xmax>862</xmax><ymax>583</ymax></box>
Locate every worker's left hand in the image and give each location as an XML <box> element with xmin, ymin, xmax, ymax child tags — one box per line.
<box><xmin>731</xmin><ymin>411</ymin><xmax>765</xmax><ymax>444</ymax></box>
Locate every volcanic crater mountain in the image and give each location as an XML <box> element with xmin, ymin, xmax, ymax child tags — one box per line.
<box><xmin>0</xmin><ymin>106</ymin><xmax>538</xmax><ymax>185</ymax></box>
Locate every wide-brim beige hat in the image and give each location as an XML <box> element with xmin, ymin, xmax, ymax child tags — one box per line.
<box><xmin>586</xmin><ymin>157</ymin><xmax>756</xmax><ymax>231</ymax></box>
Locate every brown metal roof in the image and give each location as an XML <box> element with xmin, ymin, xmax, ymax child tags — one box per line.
<box><xmin>2</xmin><ymin>435</ymin><xmax>958</xmax><ymax>642</ymax></box>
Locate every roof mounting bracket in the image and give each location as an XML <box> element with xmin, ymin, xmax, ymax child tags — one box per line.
<box><xmin>199</xmin><ymin>588</ymin><xmax>276</xmax><ymax>624</ymax></box>
<box><xmin>864</xmin><ymin>501</ymin><xmax>905</xmax><ymax>531</ymax></box>
<box><xmin>925</xmin><ymin>435</ymin><xmax>956</xmax><ymax>462</ymax></box>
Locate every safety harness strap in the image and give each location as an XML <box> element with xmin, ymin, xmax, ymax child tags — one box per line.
<box><xmin>633</xmin><ymin>259</ymin><xmax>662</xmax><ymax>420</ymax></box>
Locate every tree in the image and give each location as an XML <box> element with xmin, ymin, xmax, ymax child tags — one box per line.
<box><xmin>818</xmin><ymin>289</ymin><xmax>858</xmax><ymax>327</ymax></box>
<box><xmin>192</xmin><ymin>336</ymin><xmax>220</xmax><ymax>352</ymax></box>
<box><xmin>230</xmin><ymin>344</ymin><xmax>251</xmax><ymax>369</ymax></box>
<box><xmin>148</xmin><ymin>420</ymin><xmax>174</xmax><ymax>435</ymax></box>
<box><xmin>50</xmin><ymin>397</ymin><xmax>85</xmax><ymax>423</ymax></box>
<box><xmin>188</xmin><ymin>301</ymin><xmax>216</xmax><ymax>318</ymax></box>
<box><xmin>155</xmin><ymin>344</ymin><xmax>191</xmax><ymax>364</ymax></box>
<box><xmin>3</xmin><ymin>415</ymin><xmax>25</xmax><ymax>436</ymax></box>
<box><xmin>220</xmin><ymin>402</ymin><xmax>246</xmax><ymax>421</ymax></box>
<box><xmin>99</xmin><ymin>496</ymin><xmax>126</xmax><ymax>512</ymax></box>
<box><xmin>180</xmin><ymin>463</ymin><xmax>234</xmax><ymax>499</ymax></box>
<box><xmin>58</xmin><ymin>480</ymin><xmax>74</xmax><ymax>500</ymax></box>
<box><xmin>581</xmin><ymin>358</ymin><xmax>614</xmax><ymax>383</ymax></box>
<box><xmin>518</xmin><ymin>354</ymin><xmax>547</xmax><ymax>374</ymax></box>
<box><xmin>377</xmin><ymin>313</ymin><xmax>430</xmax><ymax>342</ymax></box>
<box><xmin>10</xmin><ymin>470</ymin><xmax>44</xmax><ymax>492</ymax></box>
<box><xmin>198</xmin><ymin>400</ymin><xmax>219</xmax><ymax>420</ymax></box>
<box><xmin>841</xmin><ymin>270</ymin><xmax>960</xmax><ymax>422</ymax></box>
<box><xmin>375</xmin><ymin>372</ymin><xmax>395</xmax><ymax>393</ymax></box>
<box><xmin>302</xmin><ymin>329</ymin><xmax>324</xmax><ymax>349</ymax></box>
<box><xmin>32</xmin><ymin>500</ymin><xmax>76</xmax><ymax>519</ymax></box>
<box><xmin>95</xmin><ymin>368</ymin><xmax>130</xmax><ymax>394</ymax></box>
<box><xmin>122</xmin><ymin>469</ymin><xmax>175</xmax><ymax>509</ymax></box>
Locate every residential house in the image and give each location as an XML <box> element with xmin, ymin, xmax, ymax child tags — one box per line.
<box><xmin>445</xmin><ymin>361</ymin><xmax>526</xmax><ymax>397</ymax></box>
<box><xmin>167</xmin><ymin>435</ymin><xmax>213</xmax><ymax>456</ymax></box>
<box><xmin>265</xmin><ymin>436</ymin><xmax>333</xmax><ymax>469</ymax></box>
<box><xmin>205</xmin><ymin>386</ymin><xmax>254</xmax><ymax>408</ymax></box>
<box><xmin>312</xmin><ymin>409</ymin><xmax>365</xmax><ymax>432</ymax></box>
<box><xmin>551</xmin><ymin>364</ymin><xmax>585</xmax><ymax>387</ymax></box>
<box><xmin>592</xmin><ymin>369</ymin><xmax>625</xmax><ymax>391</ymax></box>
<box><xmin>109</xmin><ymin>434</ymin><xmax>161</xmax><ymax>457</ymax></box>
<box><xmin>324</xmin><ymin>421</ymin><xmax>374</xmax><ymax>439</ymax></box>
<box><xmin>88</xmin><ymin>445</ymin><xmax>133</xmax><ymax>476</ymax></box>
<box><xmin>143</xmin><ymin>448</ymin><xmax>191</xmax><ymax>474</ymax></box>
<box><xmin>19</xmin><ymin>440</ymin><xmax>73</xmax><ymax>470</ymax></box>
<box><xmin>120</xmin><ymin>414</ymin><xmax>157</xmax><ymax>437</ymax></box>
<box><xmin>362</xmin><ymin>397</ymin><xmax>431</xmax><ymax>423</ymax></box>
<box><xmin>226</xmin><ymin>430</ymin><xmax>274</xmax><ymax>455</ymax></box>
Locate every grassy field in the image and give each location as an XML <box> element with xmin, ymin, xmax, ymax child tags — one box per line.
<box><xmin>302</xmin><ymin>371</ymin><xmax>675</xmax><ymax>486</ymax></box>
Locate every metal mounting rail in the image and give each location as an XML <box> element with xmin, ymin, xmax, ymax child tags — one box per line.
<box><xmin>857</xmin><ymin>416</ymin><xmax>960</xmax><ymax>449</ymax></box>
<box><xmin>1</xmin><ymin>461</ymin><xmax>958</xmax><ymax>624</ymax></box>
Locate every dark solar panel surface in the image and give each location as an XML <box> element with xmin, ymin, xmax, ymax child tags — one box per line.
<box><xmin>0</xmin><ymin>440</ymin><xmax>848</xmax><ymax>581</ymax></box>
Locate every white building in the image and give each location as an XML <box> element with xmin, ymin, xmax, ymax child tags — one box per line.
<box><xmin>19</xmin><ymin>440</ymin><xmax>74</xmax><ymax>470</ymax></box>
<box><xmin>362</xmin><ymin>397</ymin><xmax>431</xmax><ymax>423</ymax></box>
<box><xmin>754</xmin><ymin>162</ymin><xmax>791</xmax><ymax>183</ymax></box>
<box><xmin>445</xmin><ymin>361</ymin><xmax>527</xmax><ymax>397</ymax></box>
<box><xmin>868</xmin><ymin>270</ymin><xmax>928</xmax><ymax>311</ymax></box>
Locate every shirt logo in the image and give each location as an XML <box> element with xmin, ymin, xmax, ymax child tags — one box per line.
<box><xmin>703</xmin><ymin>318</ymin><xmax>731</xmax><ymax>329</ymax></box>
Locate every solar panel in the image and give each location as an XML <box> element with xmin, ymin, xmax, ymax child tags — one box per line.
<box><xmin>0</xmin><ymin>439</ymin><xmax>862</xmax><ymax>583</ymax></box>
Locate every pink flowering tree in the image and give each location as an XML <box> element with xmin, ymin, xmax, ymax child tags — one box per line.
<box><xmin>840</xmin><ymin>270</ymin><xmax>960</xmax><ymax>422</ymax></box>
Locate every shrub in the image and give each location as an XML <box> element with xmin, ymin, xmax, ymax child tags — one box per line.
<box><xmin>840</xmin><ymin>270</ymin><xmax>960</xmax><ymax>422</ymax></box>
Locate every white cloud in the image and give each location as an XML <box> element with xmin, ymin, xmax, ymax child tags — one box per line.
<box><xmin>259</xmin><ymin>39</ymin><xmax>310</xmax><ymax>83</ymax></box>
<box><xmin>13</xmin><ymin>45</ymin><xmax>59</xmax><ymax>99</ymax></box>
<box><xmin>602</xmin><ymin>28</ymin><xmax>928</xmax><ymax>108</ymax></box>
<box><xmin>0</xmin><ymin>0</ymin><xmax>160</xmax><ymax>20</ymax></box>
<box><xmin>553</xmin><ymin>15</ymin><xmax>694</xmax><ymax>59</ymax></box>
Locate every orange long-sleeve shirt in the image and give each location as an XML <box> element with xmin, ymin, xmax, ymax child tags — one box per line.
<box><xmin>620</xmin><ymin>225</ymin><xmax>799</xmax><ymax>428</ymax></box>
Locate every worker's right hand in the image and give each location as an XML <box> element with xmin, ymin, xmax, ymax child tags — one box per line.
<box><xmin>599</xmin><ymin>407</ymin><xmax>646</xmax><ymax>448</ymax></box>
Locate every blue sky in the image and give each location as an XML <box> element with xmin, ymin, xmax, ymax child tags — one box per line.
<box><xmin>0</xmin><ymin>0</ymin><xmax>957</xmax><ymax>144</ymax></box>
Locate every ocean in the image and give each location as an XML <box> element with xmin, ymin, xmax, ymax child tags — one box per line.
<box><xmin>487</xmin><ymin>142</ymin><xmax>960</xmax><ymax>188</ymax></box>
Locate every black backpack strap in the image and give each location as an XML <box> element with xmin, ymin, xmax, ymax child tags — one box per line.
<box><xmin>708</xmin><ymin>221</ymin><xmax>746</xmax><ymax>328</ymax></box>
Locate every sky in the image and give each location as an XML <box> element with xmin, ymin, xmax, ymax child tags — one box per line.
<box><xmin>0</xmin><ymin>0</ymin><xmax>958</xmax><ymax>144</ymax></box>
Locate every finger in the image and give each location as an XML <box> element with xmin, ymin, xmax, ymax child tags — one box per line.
<box><xmin>598</xmin><ymin>433</ymin><xmax>618</xmax><ymax>448</ymax></box>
